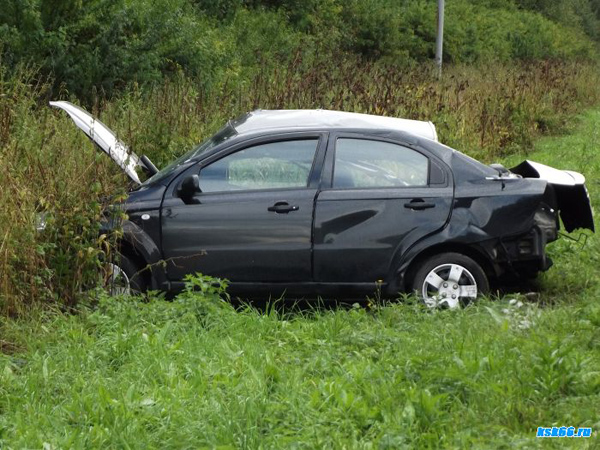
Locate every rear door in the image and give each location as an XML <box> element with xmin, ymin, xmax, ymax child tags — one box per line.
<box><xmin>161</xmin><ymin>133</ymin><xmax>327</xmax><ymax>283</ymax></box>
<box><xmin>313</xmin><ymin>134</ymin><xmax>453</xmax><ymax>283</ymax></box>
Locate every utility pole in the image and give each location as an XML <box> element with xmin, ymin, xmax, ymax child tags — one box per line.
<box><xmin>435</xmin><ymin>0</ymin><xmax>445</xmax><ymax>78</ymax></box>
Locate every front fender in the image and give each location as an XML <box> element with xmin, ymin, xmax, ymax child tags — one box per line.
<box><xmin>101</xmin><ymin>219</ymin><xmax>167</xmax><ymax>290</ymax></box>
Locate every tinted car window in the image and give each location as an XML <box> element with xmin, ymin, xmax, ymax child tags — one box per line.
<box><xmin>142</xmin><ymin>123</ymin><xmax>237</xmax><ymax>186</ymax></box>
<box><xmin>333</xmin><ymin>138</ymin><xmax>428</xmax><ymax>188</ymax></box>
<box><xmin>199</xmin><ymin>139</ymin><xmax>318</xmax><ymax>192</ymax></box>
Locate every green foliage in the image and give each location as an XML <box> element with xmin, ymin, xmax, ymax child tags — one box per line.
<box><xmin>0</xmin><ymin>67</ymin><xmax>128</xmax><ymax>313</ymax></box>
<box><xmin>180</xmin><ymin>272</ymin><xmax>230</xmax><ymax>307</ymax></box>
<box><xmin>517</xmin><ymin>0</ymin><xmax>600</xmax><ymax>40</ymax></box>
<box><xmin>1</xmin><ymin>0</ymin><xmax>599</xmax><ymax>100</ymax></box>
<box><xmin>1</xmin><ymin>0</ymin><xmax>235</xmax><ymax>99</ymax></box>
<box><xmin>1</xmin><ymin>275</ymin><xmax>600</xmax><ymax>447</ymax></box>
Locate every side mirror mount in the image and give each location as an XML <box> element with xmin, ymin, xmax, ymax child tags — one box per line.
<box><xmin>177</xmin><ymin>174</ymin><xmax>201</xmax><ymax>199</ymax></box>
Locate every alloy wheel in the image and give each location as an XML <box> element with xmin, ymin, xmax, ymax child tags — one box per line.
<box><xmin>421</xmin><ymin>263</ymin><xmax>478</xmax><ymax>308</ymax></box>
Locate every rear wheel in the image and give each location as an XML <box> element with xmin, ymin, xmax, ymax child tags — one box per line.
<box><xmin>105</xmin><ymin>254</ymin><xmax>147</xmax><ymax>295</ymax></box>
<box><xmin>411</xmin><ymin>252</ymin><xmax>489</xmax><ymax>308</ymax></box>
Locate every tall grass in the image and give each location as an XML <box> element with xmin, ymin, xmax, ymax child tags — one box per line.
<box><xmin>0</xmin><ymin>68</ymin><xmax>125</xmax><ymax>314</ymax></box>
<box><xmin>1</xmin><ymin>57</ymin><xmax>600</xmax><ymax>313</ymax></box>
<box><xmin>1</xmin><ymin>275</ymin><xmax>599</xmax><ymax>448</ymax></box>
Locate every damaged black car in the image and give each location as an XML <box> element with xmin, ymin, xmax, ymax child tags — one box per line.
<box><xmin>49</xmin><ymin>101</ymin><xmax>594</xmax><ymax>308</ymax></box>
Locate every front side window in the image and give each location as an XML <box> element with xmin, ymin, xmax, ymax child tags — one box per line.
<box><xmin>199</xmin><ymin>139</ymin><xmax>318</xmax><ymax>193</ymax></box>
<box><xmin>333</xmin><ymin>138</ymin><xmax>429</xmax><ymax>188</ymax></box>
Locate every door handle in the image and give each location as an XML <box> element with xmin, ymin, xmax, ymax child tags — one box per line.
<box><xmin>404</xmin><ymin>199</ymin><xmax>436</xmax><ymax>210</ymax></box>
<box><xmin>268</xmin><ymin>201</ymin><xmax>300</xmax><ymax>214</ymax></box>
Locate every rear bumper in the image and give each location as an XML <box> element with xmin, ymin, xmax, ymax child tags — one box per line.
<box><xmin>511</xmin><ymin>160</ymin><xmax>594</xmax><ymax>232</ymax></box>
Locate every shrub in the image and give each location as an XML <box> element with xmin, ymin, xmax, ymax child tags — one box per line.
<box><xmin>0</xmin><ymin>67</ymin><xmax>127</xmax><ymax>314</ymax></box>
<box><xmin>0</xmin><ymin>0</ymin><xmax>598</xmax><ymax>101</ymax></box>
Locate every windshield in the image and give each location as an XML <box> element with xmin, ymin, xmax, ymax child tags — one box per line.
<box><xmin>142</xmin><ymin>123</ymin><xmax>237</xmax><ymax>186</ymax></box>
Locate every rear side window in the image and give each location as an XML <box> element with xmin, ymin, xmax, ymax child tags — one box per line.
<box><xmin>333</xmin><ymin>138</ymin><xmax>429</xmax><ymax>189</ymax></box>
<box><xmin>199</xmin><ymin>139</ymin><xmax>318</xmax><ymax>192</ymax></box>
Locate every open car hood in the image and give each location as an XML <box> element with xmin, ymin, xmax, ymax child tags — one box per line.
<box><xmin>49</xmin><ymin>101</ymin><xmax>142</xmax><ymax>185</ymax></box>
<box><xmin>511</xmin><ymin>160</ymin><xmax>594</xmax><ymax>232</ymax></box>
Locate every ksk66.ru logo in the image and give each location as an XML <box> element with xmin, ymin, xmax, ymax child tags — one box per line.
<box><xmin>536</xmin><ymin>426</ymin><xmax>592</xmax><ymax>438</ymax></box>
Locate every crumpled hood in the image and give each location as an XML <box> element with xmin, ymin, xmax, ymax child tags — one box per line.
<box><xmin>49</xmin><ymin>101</ymin><xmax>142</xmax><ymax>185</ymax></box>
<box><xmin>511</xmin><ymin>160</ymin><xmax>594</xmax><ymax>232</ymax></box>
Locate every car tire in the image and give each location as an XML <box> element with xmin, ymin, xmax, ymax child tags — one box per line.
<box><xmin>411</xmin><ymin>252</ymin><xmax>489</xmax><ymax>308</ymax></box>
<box><xmin>106</xmin><ymin>253</ymin><xmax>148</xmax><ymax>295</ymax></box>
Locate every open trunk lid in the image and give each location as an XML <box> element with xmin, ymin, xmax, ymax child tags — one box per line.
<box><xmin>511</xmin><ymin>160</ymin><xmax>594</xmax><ymax>232</ymax></box>
<box><xmin>49</xmin><ymin>101</ymin><xmax>143</xmax><ymax>185</ymax></box>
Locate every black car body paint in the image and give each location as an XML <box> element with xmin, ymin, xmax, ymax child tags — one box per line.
<box><xmin>51</xmin><ymin>103</ymin><xmax>594</xmax><ymax>298</ymax></box>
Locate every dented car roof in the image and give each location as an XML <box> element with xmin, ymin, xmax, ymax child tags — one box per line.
<box><xmin>232</xmin><ymin>109</ymin><xmax>439</xmax><ymax>141</ymax></box>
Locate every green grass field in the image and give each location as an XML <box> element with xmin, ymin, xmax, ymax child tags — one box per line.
<box><xmin>2</xmin><ymin>110</ymin><xmax>600</xmax><ymax>449</ymax></box>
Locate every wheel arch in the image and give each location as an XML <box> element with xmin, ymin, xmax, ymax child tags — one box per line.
<box><xmin>102</xmin><ymin>219</ymin><xmax>167</xmax><ymax>291</ymax></box>
<box><xmin>117</xmin><ymin>239</ymin><xmax>152</xmax><ymax>288</ymax></box>
<box><xmin>398</xmin><ymin>242</ymin><xmax>496</xmax><ymax>292</ymax></box>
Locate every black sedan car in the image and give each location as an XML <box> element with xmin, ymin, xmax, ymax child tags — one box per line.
<box><xmin>50</xmin><ymin>102</ymin><xmax>594</xmax><ymax>307</ymax></box>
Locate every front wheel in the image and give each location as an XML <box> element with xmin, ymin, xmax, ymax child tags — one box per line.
<box><xmin>105</xmin><ymin>254</ymin><xmax>147</xmax><ymax>295</ymax></box>
<box><xmin>411</xmin><ymin>252</ymin><xmax>489</xmax><ymax>308</ymax></box>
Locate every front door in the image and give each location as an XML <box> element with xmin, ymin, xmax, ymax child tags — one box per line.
<box><xmin>161</xmin><ymin>135</ymin><xmax>325</xmax><ymax>283</ymax></box>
